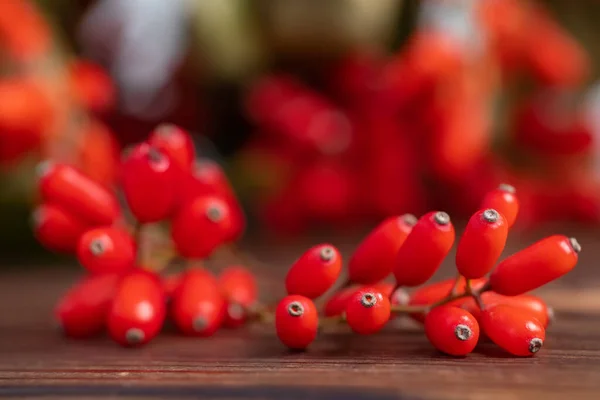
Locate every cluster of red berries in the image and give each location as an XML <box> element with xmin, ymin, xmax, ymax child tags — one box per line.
<box><xmin>276</xmin><ymin>185</ymin><xmax>581</xmax><ymax>356</ymax></box>
<box><xmin>33</xmin><ymin>124</ymin><xmax>258</xmax><ymax>346</ymax></box>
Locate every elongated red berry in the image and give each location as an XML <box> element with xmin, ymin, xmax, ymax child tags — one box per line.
<box><xmin>171</xmin><ymin>195</ymin><xmax>233</xmax><ymax>259</ymax></box>
<box><xmin>456</xmin><ymin>209</ymin><xmax>508</xmax><ymax>279</ymax></box>
<box><xmin>148</xmin><ymin>124</ymin><xmax>195</xmax><ymax>173</ymax></box>
<box><xmin>276</xmin><ymin>295</ymin><xmax>318</xmax><ymax>350</ymax></box>
<box><xmin>77</xmin><ymin>227</ymin><xmax>136</xmax><ymax>274</ymax></box>
<box><xmin>323</xmin><ymin>285</ymin><xmax>360</xmax><ymax>317</ymax></box>
<box><xmin>107</xmin><ymin>270</ymin><xmax>166</xmax><ymax>346</ymax></box>
<box><xmin>55</xmin><ymin>274</ymin><xmax>121</xmax><ymax>338</ymax></box>
<box><xmin>425</xmin><ymin>306</ymin><xmax>479</xmax><ymax>356</ymax></box>
<box><xmin>480</xmin><ymin>304</ymin><xmax>545</xmax><ymax>356</ymax></box>
<box><xmin>37</xmin><ymin>162</ymin><xmax>120</xmax><ymax>226</ymax></box>
<box><xmin>32</xmin><ymin>204</ymin><xmax>89</xmax><ymax>253</ymax></box>
<box><xmin>180</xmin><ymin>159</ymin><xmax>246</xmax><ymax>241</ymax></box>
<box><xmin>219</xmin><ymin>266</ymin><xmax>258</xmax><ymax>328</ymax></box>
<box><xmin>171</xmin><ymin>268</ymin><xmax>226</xmax><ymax>336</ymax></box>
<box><xmin>481</xmin><ymin>184</ymin><xmax>519</xmax><ymax>228</ymax></box>
<box><xmin>348</xmin><ymin>214</ymin><xmax>417</xmax><ymax>284</ymax></box>
<box><xmin>461</xmin><ymin>293</ymin><xmax>551</xmax><ymax>328</ymax></box>
<box><xmin>393</xmin><ymin>212</ymin><xmax>455</xmax><ymax>287</ymax></box>
<box><xmin>345</xmin><ymin>288</ymin><xmax>390</xmax><ymax>335</ymax></box>
<box><xmin>121</xmin><ymin>143</ymin><xmax>178</xmax><ymax>223</ymax></box>
<box><xmin>490</xmin><ymin>235</ymin><xmax>580</xmax><ymax>296</ymax></box>
<box><xmin>285</xmin><ymin>244</ymin><xmax>342</xmax><ymax>299</ymax></box>
<box><xmin>162</xmin><ymin>273</ymin><xmax>182</xmax><ymax>300</ymax></box>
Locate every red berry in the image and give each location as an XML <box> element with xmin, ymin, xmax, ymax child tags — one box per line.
<box><xmin>32</xmin><ymin>204</ymin><xmax>89</xmax><ymax>253</ymax></box>
<box><xmin>275</xmin><ymin>295</ymin><xmax>318</xmax><ymax>350</ymax></box>
<box><xmin>162</xmin><ymin>273</ymin><xmax>182</xmax><ymax>300</ymax></box>
<box><xmin>171</xmin><ymin>268</ymin><xmax>226</xmax><ymax>336</ymax></box>
<box><xmin>490</xmin><ymin>235</ymin><xmax>580</xmax><ymax>296</ymax></box>
<box><xmin>425</xmin><ymin>306</ymin><xmax>479</xmax><ymax>356</ymax></box>
<box><xmin>345</xmin><ymin>288</ymin><xmax>391</xmax><ymax>335</ymax></box>
<box><xmin>456</xmin><ymin>209</ymin><xmax>508</xmax><ymax>279</ymax></box>
<box><xmin>348</xmin><ymin>214</ymin><xmax>417</xmax><ymax>284</ymax></box>
<box><xmin>480</xmin><ymin>304</ymin><xmax>546</xmax><ymax>357</ymax></box>
<box><xmin>107</xmin><ymin>271</ymin><xmax>166</xmax><ymax>346</ymax></box>
<box><xmin>54</xmin><ymin>274</ymin><xmax>121</xmax><ymax>338</ymax></box>
<box><xmin>393</xmin><ymin>212</ymin><xmax>455</xmax><ymax>287</ymax></box>
<box><xmin>77</xmin><ymin>227</ymin><xmax>136</xmax><ymax>274</ymax></box>
<box><xmin>480</xmin><ymin>184</ymin><xmax>519</xmax><ymax>228</ymax></box>
<box><xmin>218</xmin><ymin>266</ymin><xmax>258</xmax><ymax>328</ymax></box>
<box><xmin>147</xmin><ymin>124</ymin><xmax>195</xmax><ymax>173</ymax></box>
<box><xmin>461</xmin><ymin>293</ymin><xmax>551</xmax><ymax>328</ymax></box>
<box><xmin>171</xmin><ymin>195</ymin><xmax>233</xmax><ymax>259</ymax></box>
<box><xmin>285</xmin><ymin>244</ymin><xmax>342</xmax><ymax>299</ymax></box>
<box><xmin>180</xmin><ymin>159</ymin><xmax>246</xmax><ymax>241</ymax></box>
<box><xmin>37</xmin><ymin>162</ymin><xmax>120</xmax><ymax>226</ymax></box>
<box><xmin>121</xmin><ymin>143</ymin><xmax>179</xmax><ymax>223</ymax></box>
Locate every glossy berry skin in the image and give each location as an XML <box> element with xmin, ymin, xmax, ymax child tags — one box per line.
<box><xmin>121</xmin><ymin>143</ymin><xmax>178</xmax><ymax>223</ymax></box>
<box><xmin>456</xmin><ymin>209</ymin><xmax>508</xmax><ymax>279</ymax></box>
<box><xmin>285</xmin><ymin>244</ymin><xmax>343</xmax><ymax>299</ymax></box>
<box><xmin>490</xmin><ymin>235</ymin><xmax>580</xmax><ymax>296</ymax></box>
<box><xmin>31</xmin><ymin>204</ymin><xmax>89</xmax><ymax>253</ymax></box>
<box><xmin>171</xmin><ymin>195</ymin><xmax>233</xmax><ymax>259</ymax></box>
<box><xmin>147</xmin><ymin>124</ymin><xmax>195</xmax><ymax>173</ymax></box>
<box><xmin>107</xmin><ymin>271</ymin><xmax>166</xmax><ymax>346</ymax></box>
<box><xmin>480</xmin><ymin>304</ymin><xmax>546</xmax><ymax>357</ymax></box>
<box><xmin>171</xmin><ymin>268</ymin><xmax>226</xmax><ymax>336</ymax></box>
<box><xmin>276</xmin><ymin>295</ymin><xmax>318</xmax><ymax>350</ymax></box>
<box><xmin>218</xmin><ymin>266</ymin><xmax>258</xmax><ymax>328</ymax></box>
<box><xmin>345</xmin><ymin>288</ymin><xmax>391</xmax><ymax>335</ymax></box>
<box><xmin>323</xmin><ymin>286</ymin><xmax>360</xmax><ymax>317</ymax></box>
<box><xmin>37</xmin><ymin>162</ymin><xmax>120</xmax><ymax>226</ymax></box>
<box><xmin>425</xmin><ymin>306</ymin><xmax>479</xmax><ymax>356</ymax></box>
<box><xmin>481</xmin><ymin>184</ymin><xmax>519</xmax><ymax>228</ymax></box>
<box><xmin>180</xmin><ymin>159</ymin><xmax>246</xmax><ymax>242</ymax></box>
<box><xmin>460</xmin><ymin>293</ymin><xmax>551</xmax><ymax>328</ymax></box>
<box><xmin>77</xmin><ymin>227</ymin><xmax>136</xmax><ymax>274</ymax></box>
<box><xmin>348</xmin><ymin>214</ymin><xmax>417</xmax><ymax>284</ymax></box>
<box><xmin>393</xmin><ymin>212</ymin><xmax>455</xmax><ymax>287</ymax></box>
<box><xmin>54</xmin><ymin>274</ymin><xmax>121</xmax><ymax>338</ymax></box>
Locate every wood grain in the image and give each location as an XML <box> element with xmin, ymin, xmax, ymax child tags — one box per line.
<box><xmin>1</xmin><ymin>227</ymin><xmax>600</xmax><ymax>399</ymax></box>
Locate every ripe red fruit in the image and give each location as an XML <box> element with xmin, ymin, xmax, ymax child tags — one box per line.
<box><xmin>489</xmin><ymin>235</ymin><xmax>580</xmax><ymax>296</ymax></box>
<box><xmin>480</xmin><ymin>184</ymin><xmax>519</xmax><ymax>228</ymax></box>
<box><xmin>460</xmin><ymin>293</ymin><xmax>551</xmax><ymax>328</ymax></box>
<box><xmin>31</xmin><ymin>204</ymin><xmax>89</xmax><ymax>253</ymax></box>
<box><xmin>480</xmin><ymin>304</ymin><xmax>546</xmax><ymax>357</ymax></box>
<box><xmin>275</xmin><ymin>295</ymin><xmax>318</xmax><ymax>350</ymax></box>
<box><xmin>37</xmin><ymin>162</ymin><xmax>120</xmax><ymax>226</ymax></box>
<box><xmin>393</xmin><ymin>212</ymin><xmax>455</xmax><ymax>287</ymax></box>
<box><xmin>425</xmin><ymin>306</ymin><xmax>479</xmax><ymax>356</ymax></box>
<box><xmin>285</xmin><ymin>244</ymin><xmax>343</xmax><ymax>299</ymax></box>
<box><xmin>147</xmin><ymin>124</ymin><xmax>195</xmax><ymax>173</ymax></box>
<box><xmin>348</xmin><ymin>214</ymin><xmax>417</xmax><ymax>284</ymax></box>
<box><xmin>323</xmin><ymin>285</ymin><xmax>360</xmax><ymax>317</ymax></box>
<box><xmin>179</xmin><ymin>159</ymin><xmax>246</xmax><ymax>242</ymax></box>
<box><xmin>162</xmin><ymin>273</ymin><xmax>182</xmax><ymax>299</ymax></box>
<box><xmin>345</xmin><ymin>288</ymin><xmax>391</xmax><ymax>335</ymax></box>
<box><xmin>171</xmin><ymin>268</ymin><xmax>226</xmax><ymax>336</ymax></box>
<box><xmin>218</xmin><ymin>266</ymin><xmax>258</xmax><ymax>328</ymax></box>
<box><xmin>171</xmin><ymin>195</ymin><xmax>233</xmax><ymax>259</ymax></box>
<box><xmin>107</xmin><ymin>271</ymin><xmax>166</xmax><ymax>346</ymax></box>
<box><xmin>77</xmin><ymin>227</ymin><xmax>136</xmax><ymax>274</ymax></box>
<box><xmin>456</xmin><ymin>209</ymin><xmax>508</xmax><ymax>279</ymax></box>
<box><xmin>120</xmin><ymin>143</ymin><xmax>178</xmax><ymax>223</ymax></box>
<box><xmin>68</xmin><ymin>60</ymin><xmax>115</xmax><ymax>114</ymax></box>
<box><xmin>54</xmin><ymin>274</ymin><xmax>121</xmax><ymax>338</ymax></box>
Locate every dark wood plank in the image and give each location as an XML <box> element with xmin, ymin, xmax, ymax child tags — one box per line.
<box><xmin>1</xmin><ymin>227</ymin><xmax>600</xmax><ymax>399</ymax></box>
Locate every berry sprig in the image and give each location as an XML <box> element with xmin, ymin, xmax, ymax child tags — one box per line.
<box><xmin>32</xmin><ymin>127</ymin><xmax>581</xmax><ymax>357</ymax></box>
<box><xmin>276</xmin><ymin>184</ymin><xmax>581</xmax><ymax>357</ymax></box>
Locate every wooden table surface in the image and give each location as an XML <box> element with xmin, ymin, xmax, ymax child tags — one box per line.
<box><xmin>1</xmin><ymin>225</ymin><xmax>600</xmax><ymax>400</ymax></box>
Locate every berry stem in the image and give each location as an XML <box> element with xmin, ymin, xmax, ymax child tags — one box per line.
<box><xmin>390</xmin><ymin>284</ymin><xmax>491</xmax><ymax>315</ymax></box>
<box><xmin>447</xmin><ymin>273</ymin><xmax>463</xmax><ymax>296</ymax></box>
<box><xmin>319</xmin><ymin>314</ymin><xmax>346</xmax><ymax>329</ymax></box>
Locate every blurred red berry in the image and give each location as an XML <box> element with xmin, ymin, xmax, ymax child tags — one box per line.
<box><xmin>275</xmin><ymin>295</ymin><xmax>318</xmax><ymax>350</ymax></box>
<box><xmin>77</xmin><ymin>227</ymin><xmax>136</xmax><ymax>275</ymax></box>
<box><xmin>218</xmin><ymin>266</ymin><xmax>258</xmax><ymax>328</ymax></box>
<box><xmin>480</xmin><ymin>184</ymin><xmax>519</xmax><ymax>228</ymax></box>
<box><xmin>32</xmin><ymin>204</ymin><xmax>89</xmax><ymax>254</ymax></box>
<box><xmin>148</xmin><ymin>124</ymin><xmax>195</xmax><ymax>173</ymax></box>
